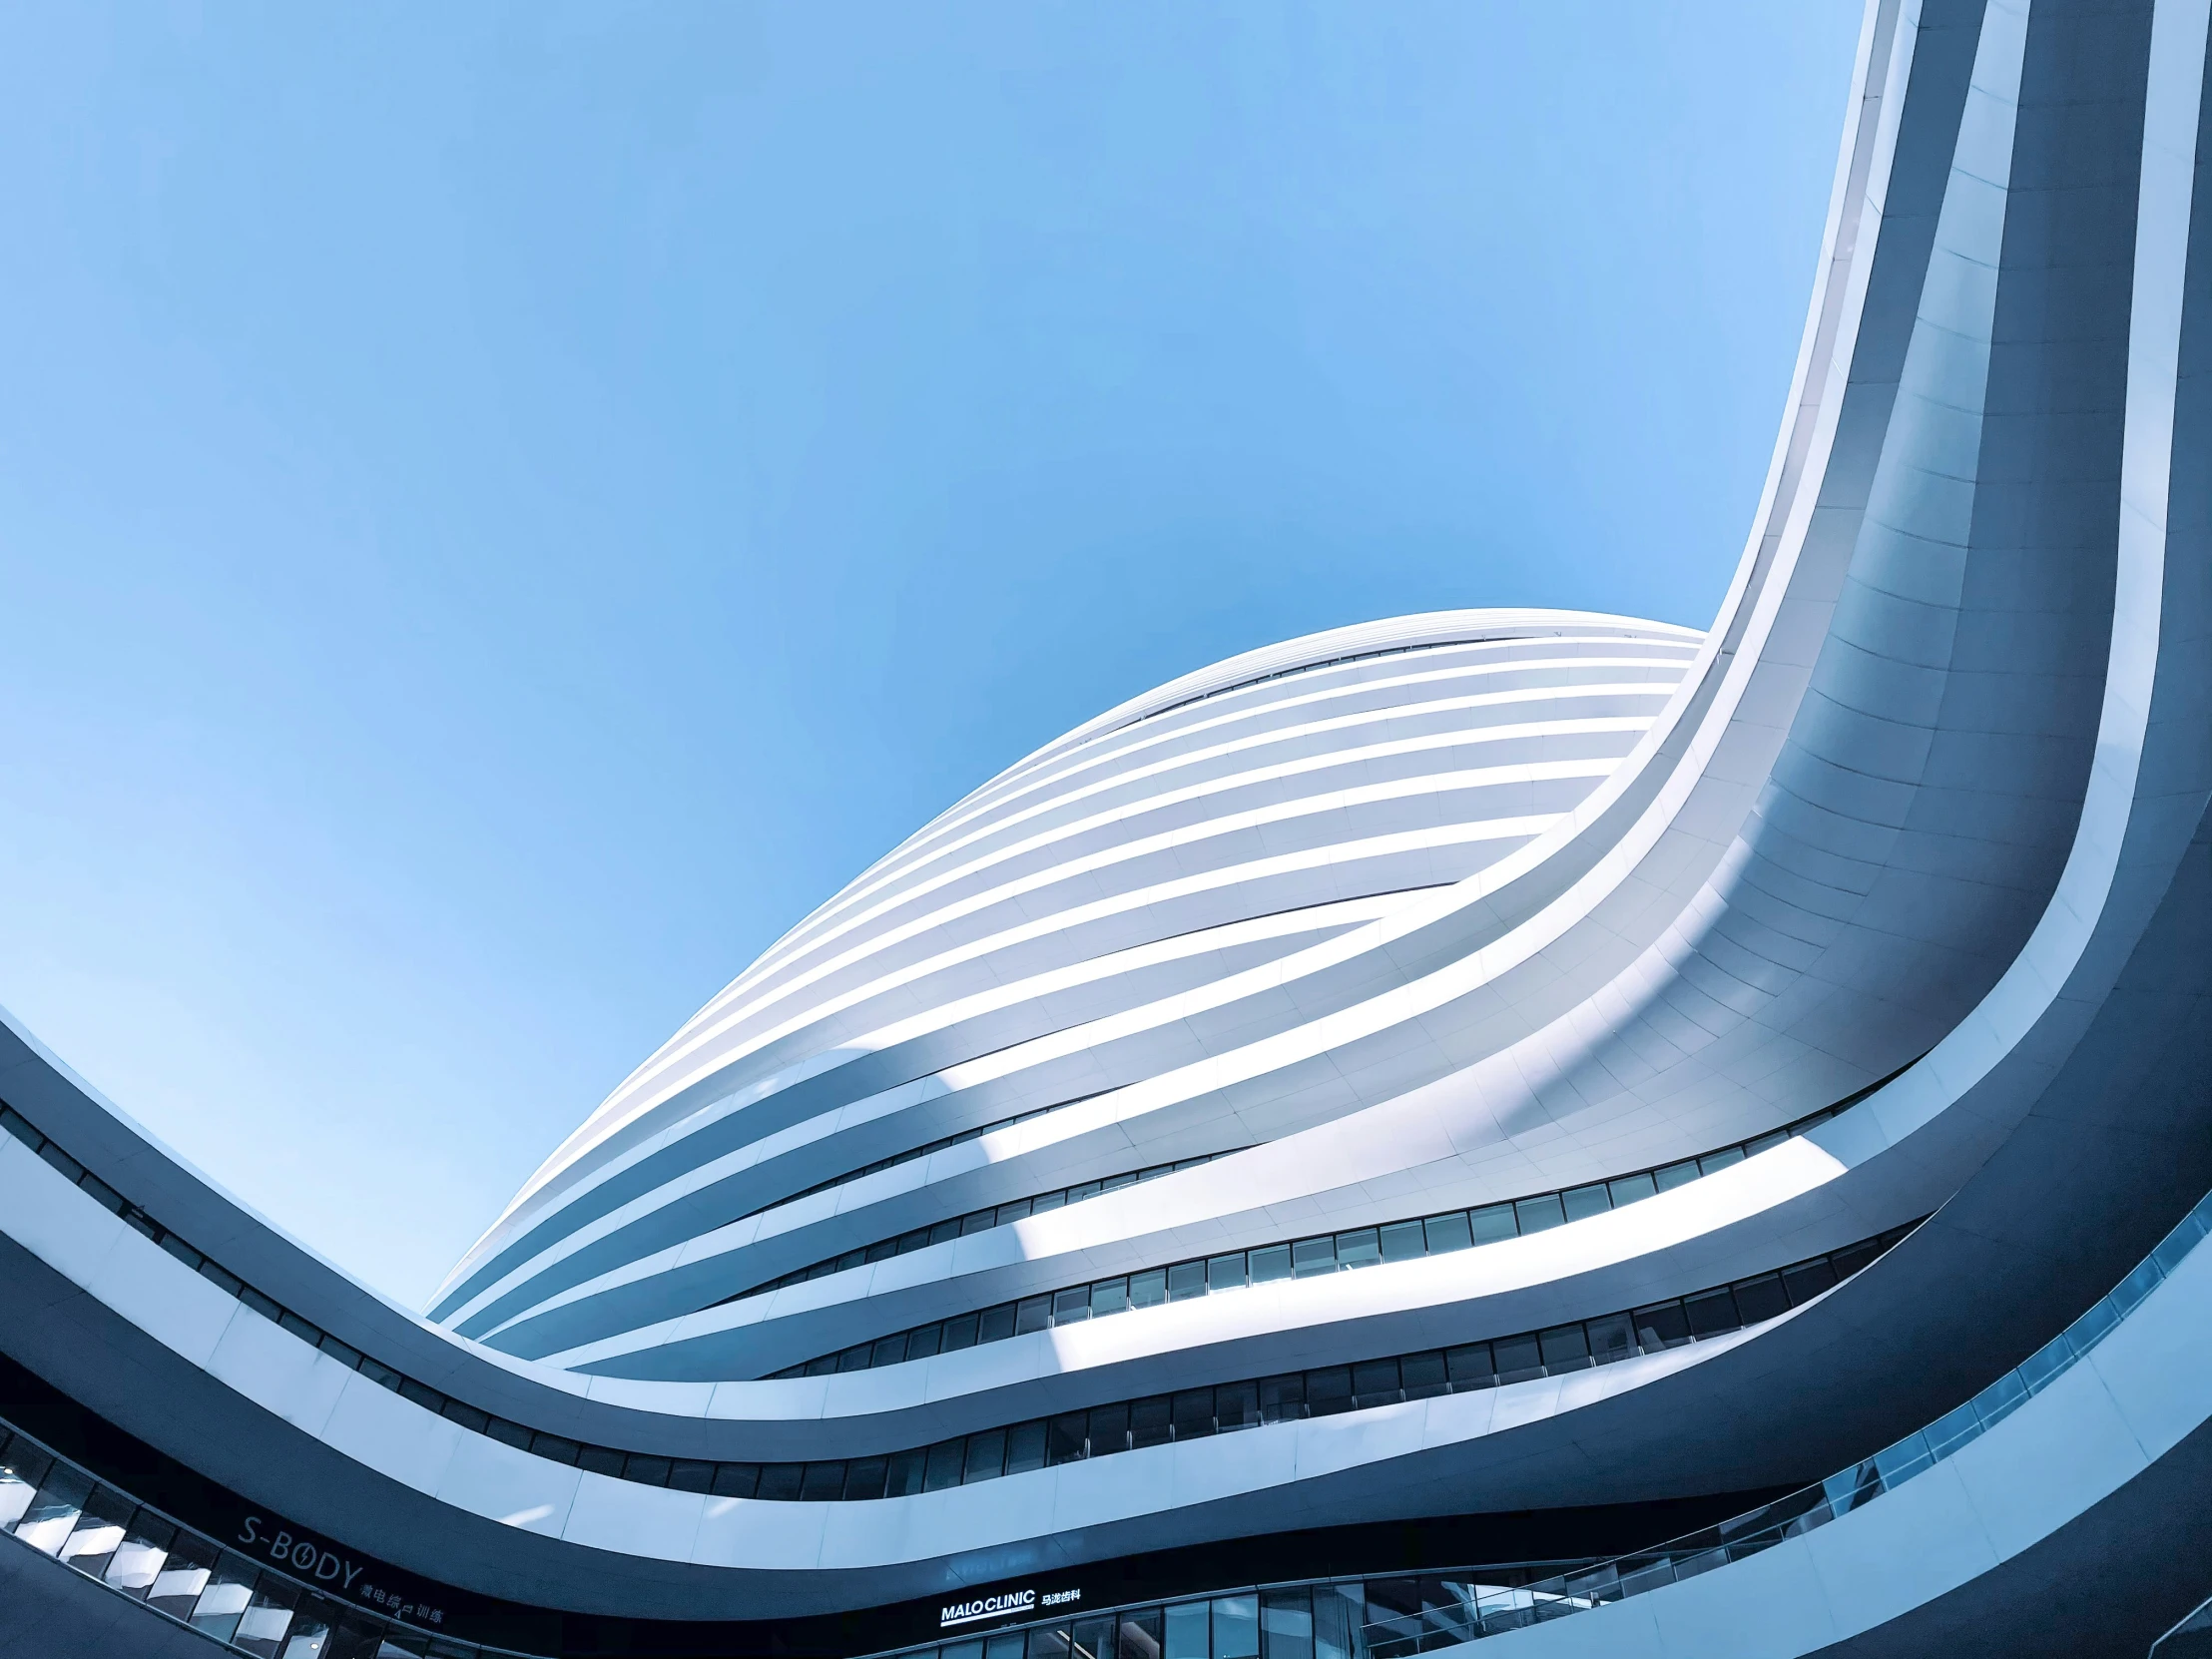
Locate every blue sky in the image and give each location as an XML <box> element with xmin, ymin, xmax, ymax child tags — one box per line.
<box><xmin>0</xmin><ymin>2</ymin><xmax>1862</xmax><ymax>1309</ymax></box>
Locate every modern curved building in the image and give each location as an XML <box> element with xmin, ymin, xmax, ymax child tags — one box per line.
<box><xmin>6</xmin><ymin>0</ymin><xmax>2212</xmax><ymax>1654</ymax></box>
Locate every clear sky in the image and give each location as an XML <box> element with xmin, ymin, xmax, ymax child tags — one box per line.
<box><xmin>0</xmin><ymin>2</ymin><xmax>1863</xmax><ymax>1310</ymax></box>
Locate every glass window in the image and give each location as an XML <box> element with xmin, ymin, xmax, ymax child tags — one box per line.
<box><xmin>1468</xmin><ymin>1204</ymin><xmax>1517</xmax><ymax>1245</ymax></box>
<box><xmin>1444</xmin><ymin>1344</ymin><xmax>1493</xmax><ymax>1386</ymax></box>
<box><xmin>799</xmin><ymin>1462</ymin><xmax>845</xmax><ymax>1501</ymax></box>
<box><xmin>1165</xmin><ymin>1601</ymin><xmax>1210</xmax><ymax>1659</ymax></box>
<box><xmin>930</xmin><ymin>1220</ymin><xmax>964</xmax><ymax>1248</ymax></box>
<box><xmin>922</xmin><ymin>1441</ymin><xmax>965</xmax><ymax>1492</ymax></box>
<box><xmin>1087</xmin><ymin>1402</ymin><xmax>1130</xmax><ymax>1455</ymax></box>
<box><xmin>1537</xmin><ymin>1325</ymin><xmax>1590</xmax><ymax>1370</ymax></box>
<box><xmin>1213</xmin><ymin>1595</ymin><xmax>1260</xmax><ymax>1659</ymax></box>
<box><xmin>1585</xmin><ymin>1313</ymin><xmax>1634</xmax><ymax>1364</ymax></box>
<box><xmin>906</xmin><ymin>1324</ymin><xmax>944</xmax><ymax>1361</ymax></box>
<box><xmin>871</xmin><ymin>1335</ymin><xmax>910</xmax><ymax>1368</ymax></box>
<box><xmin>1131</xmin><ymin>1268</ymin><xmax>1169</xmax><ymax>1308</ymax></box>
<box><xmin>1291</xmin><ymin>1237</ymin><xmax>1337</xmax><ymax>1277</ymax></box>
<box><xmin>757</xmin><ymin>1463</ymin><xmax>805</xmax><ymax>1500</ymax></box>
<box><xmin>1029</xmin><ymin>1627</ymin><xmax>1073</xmax><ymax>1659</ymax></box>
<box><xmin>1829</xmin><ymin>1241</ymin><xmax>1882</xmax><ymax>1279</ymax></box>
<box><xmin>1781</xmin><ymin>1258</ymin><xmax>1838</xmax><ymax>1305</ymax></box>
<box><xmin>1351</xmin><ymin>1359</ymin><xmax>1401</xmax><ymax>1407</ymax></box>
<box><xmin>1607</xmin><ymin>1172</ymin><xmax>1657</xmax><ymax>1207</ymax></box>
<box><xmin>1048</xmin><ymin>1414</ymin><xmax>1089</xmax><ymax>1465</ymax></box>
<box><xmin>1492</xmin><ymin>1332</ymin><xmax>1542</xmax><ymax>1380</ymax></box>
<box><xmin>188</xmin><ymin>1552</ymin><xmax>259</xmax><ymax>1643</ymax></box>
<box><xmin>1171</xmin><ymin>1389</ymin><xmax>1216</xmax><ymax>1439</ymax></box>
<box><xmin>1698</xmin><ymin>1146</ymin><xmax>1745</xmax><ymax>1176</ymax></box>
<box><xmin>1130</xmin><ymin>1395</ymin><xmax>1174</xmax><ymax>1449</ymax></box>
<box><xmin>941</xmin><ymin>1313</ymin><xmax>981</xmax><ymax>1352</ymax></box>
<box><xmin>1653</xmin><ymin>1161</ymin><xmax>1699</xmax><ymax>1193</ymax></box>
<box><xmin>1258</xmin><ymin>1374</ymin><xmax>1306</xmax><ymax>1423</ymax></box>
<box><xmin>1379</xmin><ymin>1221</ymin><xmax>1425</xmax><ymax>1263</ymax></box>
<box><xmin>15</xmin><ymin>1461</ymin><xmax>88</xmax><ymax>1553</ymax></box>
<box><xmin>1120</xmin><ymin>1607</ymin><xmax>1165</xmax><ymax>1659</ymax></box>
<box><xmin>1683</xmin><ymin>1288</ymin><xmax>1742</xmax><ymax>1338</ymax></box>
<box><xmin>147</xmin><ymin>1531</ymin><xmax>215</xmax><ymax>1619</ymax></box>
<box><xmin>623</xmin><ymin>1454</ymin><xmax>672</xmax><ymax>1486</ymax></box>
<box><xmin>864</xmin><ymin>1240</ymin><xmax>898</xmax><ymax>1264</ymax></box>
<box><xmin>998</xmin><ymin>1199</ymin><xmax>1035</xmax><ymax>1226</ymax></box>
<box><xmin>578</xmin><ymin>1445</ymin><xmax>625</xmax><ymax>1477</ymax></box>
<box><xmin>1422</xmin><ymin>1213</ymin><xmax>1472</xmax><ymax>1254</ymax></box>
<box><xmin>987</xmin><ymin>1634</ymin><xmax>1026</xmax><ymax>1659</ymax></box>
<box><xmin>978</xmin><ymin>1305</ymin><xmax>1018</xmax><ymax>1344</ymax></box>
<box><xmin>1249</xmin><ymin>1245</ymin><xmax>1293</xmax><ymax>1283</ymax></box>
<box><xmin>59</xmin><ymin>1488</ymin><xmax>128</xmax><ymax>1576</ymax></box>
<box><xmin>1314</xmin><ymin>1585</ymin><xmax>1360</xmax><ymax>1659</ymax></box>
<box><xmin>1207</xmin><ymin>1254</ymin><xmax>1248</xmax><ymax>1293</ymax></box>
<box><xmin>277</xmin><ymin>1596</ymin><xmax>337</xmax><ymax>1659</ymax></box>
<box><xmin>1033</xmin><ymin>1190</ymin><xmax>1067</xmax><ymax>1215</ymax></box>
<box><xmin>104</xmin><ymin>1514</ymin><xmax>174</xmax><ymax>1596</ymax></box>
<box><xmin>835</xmin><ymin>1346</ymin><xmax>873</xmax><ymax>1375</ymax></box>
<box><xmin>1744</xmin><ymin>1130</ymin><xmax>1788</xmax><ymax>1156</ymax></box>
<box><xmin>962</xmin><ymin>1212</ymin><xmax>995</xmax><ymax>1237</ymax></box>
<box><xmin>1399</xmin><ymin>1351</ymin><xmax>1447</xmax><ymax>1399</ymax></box>
<box><xmin>896</xmin><ymin>1228</ymin><xmax>931</xmax><ymax>1255</ymax></box>
<box><xmin>1335</xmin><ymin>1228</ymin><xmax>1381</xmax><ymax>1269</ymax></box>
<box><xmin>1074</xmin><ymin>1614</ymin><xmax>1118</xmax><ymax>1659</ymax></box>
<box><xmin>883</xmin><ymin>1450</ymin><xmax>926</xmax><ymax>1499</ymax></box>
<box><xmin>1006</xmin><ymin>1421</ymin><xmax>1049</xmax><ymax>1476</ymax></box>
<box><xmin>963</xmin><ymin>1430</ymin><xmax>1006</xmax><ymax>1483</ymax></box>
<box><xmin>1016</xmin><ymin>1297</ymin><xmax>1053</xmax><ymax>1335</ymax></box>
<box><xmin>841</xmin><ymin>1457</ymin><xmax>887</xmax><ymax>1500</ymax></box>
<box><xmin>1092</xmin><ymin>1279</ymin><xmax>1130</xmax><ymax>1318</ymax></box>
<box><xmin>1732</xmin><ymin>1273</ymin><xmax>1789</xmax><ymax>1325</ymax></box>
<box><xmin>1168</xmin><ymin>1262</ymin><xmax>1207</xmax><ymax>1302</ymax></box>
<box><xmin>1260</xmin><ymin>1588</ymin><xmax>1314</xmax><ymax>1659</ymax></box>
<box><xmin>712</xmin><ymin>1463</ymin><xmax>760</xmax><ymax>1498</ymax></box>
<box><xmin>1101</xmin><ymin>1171</ymin><xmax>1138</xmax><ymax>1194</ymax></box>
<box><xmin>1054</xmin><ymin>1288</ymin><xmax>1092</xmax><ymax>1324</ymax></box>
<box><xmin>944</xmin><ymin>1641</ymin><xmax>985</xmax><ymax>1659</ymax></box>
<box><xmin>1068</xmin><ymin>1181</ymin><xmax>1102</xmax><ymax>1203</ymax></box>
<box><xmin>804</xmin><ymin>1356</ymin><xmax>837</xmax><ymax>1378</ymax></box>
<box><xmin>1561</xmin><ymin>1185</ymin><xmax>1611</xmax><ymax>1223</ymax></box>
<box><xmin>1216</xmin><ymin>1380</ymin><xmax>1260</xmax><ymax>1430</ymax></box>
<box><xmin>1514</xmin><ymin>1195</ymin><xmax>1565</xmax><ymax>1234</ymax></box>
<box><xmin>1633</xmin><ymin>1301</ymin><xmax>1691</xmax><ymax>1350</ymax></box>
<box><xmin>1307</xmin><ymin>1368</ymin><xmax>1354</xmax><ymax>1415</ymax></box>
<box><xmin>528</xmin><ymin>1431</ymin><xmax>581</xmax><ymax>1465</ymax></box>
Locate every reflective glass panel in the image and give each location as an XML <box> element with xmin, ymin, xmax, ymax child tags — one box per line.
<box><xmin>1165</xmin><ymin>1601</ymin><xmax>1210</xmax><ymax>1659</ymax></box>
<box><xmin>1214</xmin><ymin>1595</ymin><xmax>1260</xmax><ymax>1659</ymax></box>
<box><xmin>1260</xmin><ymin>1588</ymin><xmax>1314</xmax><ymax>1659</ymax></box>
<box><xmin>1468</xmin><ymin>1205</ymin><xmax>1516</xmax><ymax>1245</ymax></box>
<box><xmin>1119</xmin><ymin>1608</ymin><xmax>1164</xmax><ymax>1659</ymax></box>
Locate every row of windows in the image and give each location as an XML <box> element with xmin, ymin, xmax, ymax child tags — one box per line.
<box><xmin>661</xmin><ymin>1228</ymin><xmax>1912</xmax><ymax>1504</ymax></box>
<box><xmin>0</xmin><ymin>1089</ymin><xmax>1907</xmax><ymax>1512</ymax></box>
<box><xmin>722</xmin><ymin>1150</ymin><xmax>1242</xmax><ymax>1307</ymax></box>
<box><xmin>725</xmin><ymin>1097</ymin><xmax>1081</xmax><ymax>1230</ymax></box>
<box><xmin>1</xmin><ymin>1103</ymin><xmax>722</xmax><ymax>1495</ymax></box>
<box><xmin>1137</xmin><ymin>630</ymin><xmax>1675</xmax><ymax>725</ymax></box>
<box><xmin>0</xmin><ymin>1417</ymin><xmax>524</xmax><ymax>1659</ymax></box>
<box><xmin>916</xmin><ymin>1585</ymin><xmax>1354</xmax><ymax>1659</ymax></box>
<box><xmin>764</xmin><ymin>1103</ymin><xmax>1849</xmax><ymax>1380</ymax></box>
<box><xmin>883</xmin><ymin>1568</ymin><xmax>1583</xmax><ymax>1659</ymax></box>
